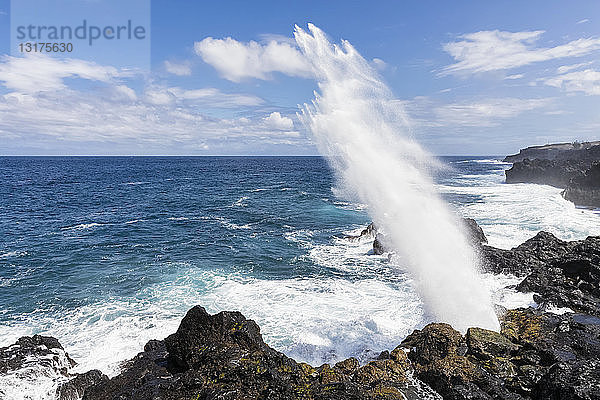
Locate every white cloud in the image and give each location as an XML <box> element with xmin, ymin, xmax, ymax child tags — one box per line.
<box><xmin>403</xmin><ymin>97</ymin><xmax>552</xmax><ymax>127</ymax></box>
<box><xmin>143</xmin><ymin>86</ymin><xmax>263</xmax><ymax>107</ymax></box>
<box><xmin>543</xmin><ymin>69</ymin><xmax>600</xmax><ymax>95</ymax></box>
<box><xmin>194</xmin><ymin>37</ymin><xmax>313</xmax><ymax>81</ymax></box>
<box><xmin>164</xmin><ymin>60</ymin><xmax>192</xmax><ymax>76</ymax></box>
<box><xmin>169</xmin><ymin>87</ymin><xmax>263</xmax><ymax>106</ymax></box>
<box><xmin>113</xmin><ymin>85</ymin><xmax>137</xmax><ymax>101</ymax></box>
<box><xmin>556</xmin><ymin>61</ymin><xmax>593</xmax><ymax>74</ymax></box>
<box><xmin>0</xmin><ymin>55</ymin><xmax>307</xmax><ymax>153</ymax></box>
<box><xmin>442</xmin><ymin>30</ymin><xmax>600</xmax><ymax>75</ymax></box>
<box><xmin>372</xmin><ymin>58</ymin><xmax>387</xmax><ymax>71</ymax></box>
<box><xmin>577</xmin><ymin>19</ymin><xmax>590</xmax><ymax>24</ymax></box>
<box><xmin>0</xmin><ymin>54</ymin><xmax>122</xmax><ymax>94</ymax></box>
<box><xmin>434</xmin><ymin>98</ymin><xmax>551</xmax><ymax>126</ymax></box>
<box><xmin>505</xmin><ymin>74</ymin><xmax>524</xmax><ymax>80</ymax></box>
<box><xmin>144</xmin><ymin>88</ymin><xmax>176</xmax><ymax>105</ymax></box>
<box><xmin>263</xmin><ymin>112</ymin><xmax>294</xmax><ymax>130</ymax></box>
<box><xmin>257</xmin><ymin>33</ymin><xmax>297</xmax><ymax>46</ymax></box>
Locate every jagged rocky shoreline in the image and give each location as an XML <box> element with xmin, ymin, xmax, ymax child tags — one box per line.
<box><xmin>2</xmin><ymin>222</ymin><xmax>599</xmax><ymax>400</ymax></box>
<box><xmin>504</xmin><ymin>141</ymin><xmax>600</xmax><ymax>207</ymax></box>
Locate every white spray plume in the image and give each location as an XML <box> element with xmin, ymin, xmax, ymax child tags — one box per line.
<box><xmin>295</xmin><ymin>24</ymin><xmax>499</xmax><ymax>332</ymax></box>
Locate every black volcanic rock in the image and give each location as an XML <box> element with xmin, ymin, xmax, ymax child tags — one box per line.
<box><xmin>479</xmin><ymin>231</ymin><xmax>573</xmax><ymax>276</ymax></box>
<box><xmin>504</xmin><ymin>142</ymin><xmax>600</xmax><ymax>207</ymax></box>
<box><xmin>505</xmin><ymin>158</ymin><xmax>589</xmax><ymax>187</ymax></box>
<box><xmin>516</xmin><ymin>236</ymin><xmax>600</xmax><ymax>315</ymax></box>
<box><xmin>462</xmin><ymin>217</ymin><xmax>488</xmax><ymax>244</ymax></box>
<box><xmin>504</xmin><ymin>141</ymin><xmax>600</xmax><ymax>163</ymax></box>
<box><xmin>0</xmin><ymin>335</ymin><xmax>107</xmax><ymax>400</ymax></box>
<box><xmin>373</xmin><ymin>232</ymin><xmax>388</xmax><ymax>255</ymax></box>
<box><xmin>564</xmin><ymin>162</ymin><xmax>600</xmax><ymax>207</ymax></box>
<box><xmin>82</xmin><ymin>306</ymin><xmax>417</xmax><ymax>400</ymax></box>
<box><xmin>400</xmin><ymin>309</ymin><xmax>600</xmax><ymax>400</ymax></box>
<box><xmin>57</xmin><ymin>369</ymin><xmax>108</xmax><ymax>400</ymax></box>
<box><xmin>371</xmin><ymin>217</ymin><xmax>488</xmax><ymax>255</ymax></box>
<box><xmin>0</xmin><ymin>335</ymin><xmax>75</xmax><ymax>375</ymax></box>
<box><xmin>480</xmin><ymin>231</ymin><xmax>600</xmax><ymax>315</ymax></box>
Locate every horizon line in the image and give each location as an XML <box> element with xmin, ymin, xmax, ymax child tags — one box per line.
<box><xmin>0</xmin><ymin>154</ymin><xmax>505</xmax><ymax>158</ymax></box>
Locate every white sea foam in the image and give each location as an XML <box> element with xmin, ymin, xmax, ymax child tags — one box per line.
<box><xmin>0</xmin><ymin>268</ymin><xmax>424</xmax><ymax>375</ymax></box>
<box><xmin>0</xmin><ymin>251</ymin><xmax>27</xmax><ymax>259</ymax></box>
<box><xmin>544</xmin><ymin>305</ymin><xmax>574</xmax><ymax>315</ymax></box>
<box><xmin>481</xmin><ymin>272</ymin><xmax>536</xmax><ymax>310</ymax></box>
<box><xmin>231</xmin><ymin>196</ymin><xmax>249</xmax><ymax>207</ymax></box>
<box><xmin>125</xmin><ymin>219</ymin><xmax>144</xmax><ymax>224</ymax></box>
<box><xmin>168</xmin><ymin>216</ymin><xmax>189</xmax><ymax>221</ymax></box>
<box><xmin>124</xmin><ymin>181</ymin><xmax>149</xmax><ymax>186</ymax></box>
<box><xmin>295</xmin><ymin>24</ymin><xmax>499</xmax><ymax>332</ymax></box>
<box><xmin>60</xmin><ymin>223</ymin><xmax>105</xmax><ymax>231</ymax></box>
<box><xmin>214</xmin><ymin>216</ymin><xmax>252</xmax><ymax>230</ymax></box>
<box><xmin>440</xmin><ymin>168</ymin><xmax>600</xmax><ymax>249</ymax></box>
<box><xmin>0</xmin><ymin>346</ymin><xmax>72</xmax><ymax>400</ymax></box>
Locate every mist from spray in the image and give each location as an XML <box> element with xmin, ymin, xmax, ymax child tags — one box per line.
<box><xmin>295</xmin><ymin>24</ymin><xmax>499</xmax><ymax>332</ymax></box>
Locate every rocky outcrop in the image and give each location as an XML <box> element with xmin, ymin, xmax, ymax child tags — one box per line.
<box><xmin>82</xmin><ymin>306</ymin><xmax>422</xmax><ymax>400</ymax></box>
<box><xmin>462</xmin><ymin>218</ymin><xmax>488</xmax><ymax>245</ymax></box>
<box><xmin>564</xmin><ymin>163</ymin><xmax>600</xmax><ymax>207</ymax></box>
<box><xmin>0</xmin><ymin>335</ymin><xmax>106</xmax><ymax>400</ymax></box>
<box><xmin>479</xmin><ymin>231</ymin><xmax>574</xmax><ymax>276</ymax></box>
<box><xmin>505</xmin><ymin>158</ymin><xmax>590</xmax><ymax>187</ymax></box>
<box><xmin>57</xmin><ymin>370</ymin><xmax>108</xmax><ymax>400</ymax></box>
<box><xmin>516</xmin><ymin>235</ymin><xmax>600</xmax><ymax>315</ymax></box>
<box><xmin>478</xmin><ymin>231</ymin><xmax>600</xmax><ymax>317</ymax></box>
<box><xmin>401</xmin><ymin>309</ymin><xmax>600</xmax><ymax>400</ymax></box>
<box><xmin>503</xmin><ymin>141</ymin><xmax>600</xmax><ymax>163</ymax></box>
<box><xmin>0</xmin><ymin>335</ymin><xmax>74</xmax><ymax>375</ymax></box>
<box><xmin>504</xmin><ymin>142</ymin><xmax>600</xmax><ymax>207</ymax></box>
<box><xmin>373</xmin><ymin>233</ymin><xmax>389</xmax><ymax>255</ymax></box>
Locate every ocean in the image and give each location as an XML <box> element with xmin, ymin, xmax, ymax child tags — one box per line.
<box><xmin>0</xmin><ymin>156</ymin><xmax>599</xmax><ymax>397</ymax></box>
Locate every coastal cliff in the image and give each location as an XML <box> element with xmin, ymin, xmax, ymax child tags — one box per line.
<box><xmin>503</xmin><ymin>141</ymin><xmax>600</xmax><ymax>163</ymax></box>
<box><xmin>504</xmin><ymin>142</ymin><xmax>600</xmax><ymax>207</ymax></box>
<box><xmin>3</xmin><ymin>222</ymin><xmax>600</xmax><ymax>400</ymax></box>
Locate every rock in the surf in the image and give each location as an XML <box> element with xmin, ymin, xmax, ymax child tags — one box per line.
<box><xmin>371</xmin><ymin>217</ymin><xmax>488</xmax><ymax>254</ymax></box>
<box><xmin>82</xmin><ymin>305</ymin><xmax>414</xmax><ymax>399</ymax></box>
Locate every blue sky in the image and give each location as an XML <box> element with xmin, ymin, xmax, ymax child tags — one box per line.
<box><xmin>0</xmin><ymin>0</ymin><xmax>599</xmax><ymax>155</ymax></box>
